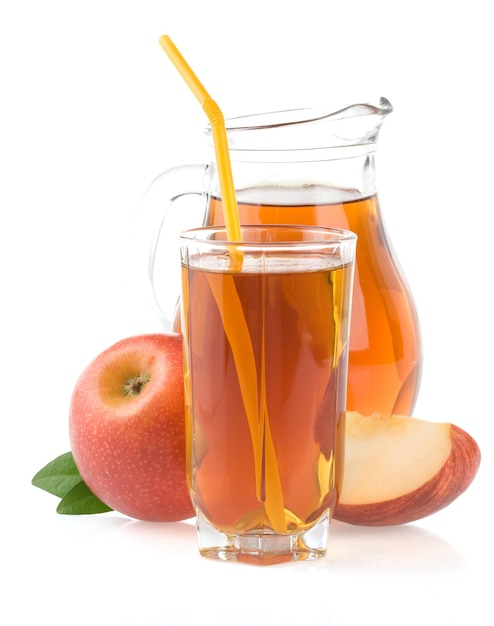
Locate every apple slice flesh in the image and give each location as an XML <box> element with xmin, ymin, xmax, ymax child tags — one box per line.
<box><xmin>334</xmin><ymin>411</ymin><xmax>481</xmax><ymax>526</ymax></box>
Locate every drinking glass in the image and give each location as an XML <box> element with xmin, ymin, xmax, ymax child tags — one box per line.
<box><xmin>180</xmin><ymin>224</ymin><xmax>356</xmax><ymax>564</ymax></box>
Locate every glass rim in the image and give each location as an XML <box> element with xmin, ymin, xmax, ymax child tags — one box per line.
<box><xmin>179</xmin><ymin>224</ymin><xmax>357</xmax><ymax>246</ymax></box>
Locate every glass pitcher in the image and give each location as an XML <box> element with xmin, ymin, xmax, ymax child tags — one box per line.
<box><xmin>138</xmin><ymin>97</ymin><xmax>422</xmax><ymax>418</ymax></box>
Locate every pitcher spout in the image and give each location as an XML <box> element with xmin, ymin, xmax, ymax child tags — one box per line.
<box><xmin>208</xmin><ymin>97</ymin><xmax>393</xmax><ymax>154</ymax></box>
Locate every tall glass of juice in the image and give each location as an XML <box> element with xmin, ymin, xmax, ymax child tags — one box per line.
<box><xmin>180</xmin><ymin>224</ymin><xmax>356</xmax><ymax>564</ymax></box>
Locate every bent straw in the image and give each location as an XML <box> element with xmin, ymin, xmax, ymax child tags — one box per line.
<box><xmin>159</xmin><ymin>35</ymin><xmax>286</xmax><ymax>531</ymax></box>
<box><xmin>158</xmin><ymin>35</ymin><xmax>241</xmax><ymax>244</ymax></box>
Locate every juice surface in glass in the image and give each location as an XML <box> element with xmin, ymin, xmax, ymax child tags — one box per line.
<box><xmin>206</xmin><ymin>190</ymin><xmax>422</xmax><ymax>417</ymax></box>
<box><xmin>181</xmin><ymin>254</ymin><xmax>353</xmax><ymax>536</ymax></box>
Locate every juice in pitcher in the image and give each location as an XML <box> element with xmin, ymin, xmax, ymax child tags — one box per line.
<box><xmin>206</xmin><ymin>189</ymin><xmax>422</xmax><ymax>418</ymax></box>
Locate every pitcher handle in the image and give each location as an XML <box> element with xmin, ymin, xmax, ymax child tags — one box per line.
<box><xmin>136</xmin><ymin>163</ymin><xmax>208</xmax><ymax>329</ymax></box>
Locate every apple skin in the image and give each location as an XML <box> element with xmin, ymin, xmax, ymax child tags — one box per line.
<box><xmin>69</xmin><ymin>333</ymin><xmax>194</xmax><ymax>522</ymax></box>
<box><xmin>334</xmin><ymin>414</ymin><xmax>481</xmax><ymax>526</ymax></box>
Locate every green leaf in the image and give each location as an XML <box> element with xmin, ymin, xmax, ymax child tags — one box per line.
<box><xmin>33</xmin><ymin>451</ymin><xmax>114</xmax><ymax>516</ymax></box>
<box><xmin>32</xmin><ymin>451</ymin><xmax>83</xmax><ymax>497</ymax></box>
<box><xmin>57</xmin><ymin>481</ymin><xmax>113</xmax><ymax>515</ymax></box>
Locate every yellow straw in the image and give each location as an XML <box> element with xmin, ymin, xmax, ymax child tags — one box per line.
<box><xmin>158</xmin><ymin>35</ymin><xmax>241</xmax><ymax>244</ymax></box>
<box><xmin>159</xmin><ymin>35</ymin><xmax>286</xmax><ymax>532</ymax></box>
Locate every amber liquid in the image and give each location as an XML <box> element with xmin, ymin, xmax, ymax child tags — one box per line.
<box><xmin>206</xmin><ymin>192</ymin><xmax>422</xmax><ymax>417</ymax></box>
<box><xmin>181</xmin><ymin>257</ymin><xmax>352</xmax><ymax>534</ymax></box>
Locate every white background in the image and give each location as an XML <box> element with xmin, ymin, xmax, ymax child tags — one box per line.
<box><xmin>1</xmin><ymin>1</ymin><xmax>492</xmax><ymax>624</ymax></box>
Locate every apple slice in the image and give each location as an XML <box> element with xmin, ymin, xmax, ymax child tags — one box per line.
<box><xmin>334</xmin><ymin>411</ymin><xmax>481</xmax><ymax>526</ymax></box>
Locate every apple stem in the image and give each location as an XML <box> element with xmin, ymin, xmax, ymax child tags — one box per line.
<box><xmin>123</xmin><ymin>374</ymin><xmax>151</xmax><ymax>397</ymax></box>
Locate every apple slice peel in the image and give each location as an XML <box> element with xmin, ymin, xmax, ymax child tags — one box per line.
<box><xmin>334</xmin><ymin>411</ymin><xmax>481</xmax><ymax>526</ymax></box>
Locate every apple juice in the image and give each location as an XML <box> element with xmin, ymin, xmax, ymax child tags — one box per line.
<box><xmin>205</xmin><ymin>192</ymin><xmax>422</xmax><ymax>418</ymax></box>
<box><xmin>181</xmin><ymin>252</ymin><xmax>353</xmax><ymax>536</ymax></box>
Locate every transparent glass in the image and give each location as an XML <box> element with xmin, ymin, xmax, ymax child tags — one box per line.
<box><xmin>139</xmin><ymin>97</ymin><xmax>422</xmax><ymax>418</ymax></box>
<box><xmin>180</xmin><ymin>225</ymin><xmax>356</xmax><ymax>564</ymax></box>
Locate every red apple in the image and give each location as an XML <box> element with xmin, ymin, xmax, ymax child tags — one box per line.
<box><xmin>69</xmin><ymin>333</ymin><xmax>194</xmax><ymax>522</ymax></box>
<box><xmin>334</xmin><ymin>411</ymin><xmax>481</xmax><ymax>526</ymax></box>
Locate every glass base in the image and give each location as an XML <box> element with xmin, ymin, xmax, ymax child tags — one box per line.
<box><xmin>196</xmin><ymin>511</ymin><xmax>330</xmax><ymax>565</ymax></box>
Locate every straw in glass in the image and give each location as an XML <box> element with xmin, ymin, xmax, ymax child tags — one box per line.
<box><xmin>159</xmin><ymin>35</ymin><xmax>286</xmax><ymax>532</ymax></box>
